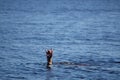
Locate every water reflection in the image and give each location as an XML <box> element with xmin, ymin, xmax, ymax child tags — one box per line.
<box><xmin>46</xmin><ymin>68</ymin><xmax>53</xmax><ymax>80</ymax></box>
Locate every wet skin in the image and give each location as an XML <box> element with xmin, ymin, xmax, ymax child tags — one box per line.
<box><xmin>46</xmin><ymin>49</ymin><xmax>53</xmax><ymax>68</ymax></box>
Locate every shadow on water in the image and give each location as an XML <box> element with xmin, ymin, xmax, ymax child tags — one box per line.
<box><xmin>46</xmin><ymin>68</ymin><xmax>53</xmax><ymax>80</ymax></box>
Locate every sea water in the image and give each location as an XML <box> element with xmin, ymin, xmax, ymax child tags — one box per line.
<box><xmin>0</xmin><ymin>0</ymin><xmax>120</xmax><ymax>80</ymax></box>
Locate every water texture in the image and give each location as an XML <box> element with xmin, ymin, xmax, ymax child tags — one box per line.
<box><xmin>0</xmin><ymin>0</ymin><xmax>120</xmax><ymax>80</ymax></box>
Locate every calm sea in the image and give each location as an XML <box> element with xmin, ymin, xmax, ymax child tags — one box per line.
<box><xmin>0</xmin><ymin>0</ymin><xmax>120</xmax><ymax>80</ymax></box>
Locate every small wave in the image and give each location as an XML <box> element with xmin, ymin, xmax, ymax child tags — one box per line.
<box><xmin>7</xmin><ymin>76</ymin><xmax>25</xmax><ymax>79</ymax></box>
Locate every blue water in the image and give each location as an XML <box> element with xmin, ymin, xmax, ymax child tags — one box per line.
<box><xmin>0</xmin><ymin>0</ymin><xmax>120</xmax><ymax>80</ymax></box>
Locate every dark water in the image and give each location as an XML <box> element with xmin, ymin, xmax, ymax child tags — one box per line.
<box><xmin>0</xmin><ymin>0</ymin><xmax>120</xmax><ymax>80</ymax></box>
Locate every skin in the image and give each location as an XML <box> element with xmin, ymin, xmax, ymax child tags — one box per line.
<box><xmin>45</xmin><ymin>49</ymin><xmax>88</xmax><ymax>68</ymax></box>
<box><xmin>46</xmin><ymin>49</ymin><xmax>53</xmax><ymax>68</ymax></box>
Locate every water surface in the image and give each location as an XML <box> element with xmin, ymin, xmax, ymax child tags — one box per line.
<box><xmin>0</xmin><ymin>0</ymin><xmax>120</xmax><ymax>80</ymax></box>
